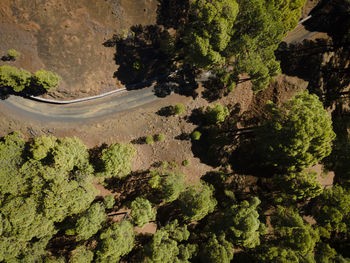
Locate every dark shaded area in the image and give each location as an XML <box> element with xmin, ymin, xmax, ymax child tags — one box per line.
<box><xmin>0</xmin><ymin>82</ymin><xmax>48</xmax><ymax>100</ymax></box>
<box><xmin>156</xmin><ymin>105</ymin><xmax>174</xmax><ymax>117</ymax></box>
<box><xmin>152</xmin><ymin>66</ymin><xmax>198</xmax><ymax>98</ymax></box>
<box><xmin>131</xmin><ymin>136</ymin><xmax>147</xmax><ymax>145</ymax></box>
<box><xmin>104</xmin><ymin>25</ymin><xmax>175</xmax><ymax>87</ymax></box>
<box><xmin>277</xmin><ymin>0</ymin><xmax>350</xmax><ymax>107</ymax></box>
<box><xmin>1</xmin><ymin>55</ymin><xmax>14</xmax><ymax>61</ymax></box>
<box><xmin>88</xmin><ymin>143</ymin><xmax>108</xmax><ymax>173</ymax></box>
<box><xmin>201</xmin><ymin>77</ymin><xmax>229</xmax><ymax>102</ymax></box>
<box><xmin>156</xmin><ymin>0</ymin><xmax>190</xmax><ymax>29</ymax></box>
<box><xmin>104</xmin><ymin>170</ymin><xmax>158</xmax><ymax>208</ymax></box>
<box><xmin>174</xmin><ymin>132</ymin><xmax>190</xmax><ymax>141</ymax></box>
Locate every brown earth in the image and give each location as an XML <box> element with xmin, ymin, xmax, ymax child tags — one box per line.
<box><xmin>0</xmin><ymin>0</ymin><xmax>158</xmax><ymax>98</ymax></box>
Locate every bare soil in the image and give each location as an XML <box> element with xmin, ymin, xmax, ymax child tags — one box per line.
<box><xmin>0</xmin><ymin>0</ymin><xmax>158</xmax><ymax>98</ymax></box>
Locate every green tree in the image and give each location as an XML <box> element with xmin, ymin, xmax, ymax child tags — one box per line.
<box><xmin>95</xmin><ymin>220</ymin><xmax>135</xmax><ymax>263</ymax></box>
<box><xmin>103</xmin><ymin>195</ymin><xmax>115</xmax><ymax>209</ymax></box>
<box><xmin>312</xmin><ymin>185</ymin><xmax>350</xmax><ymax>236</ymax></box>
<box><xmin>0</xmin><ymin>65</ymin><xmax>31</xmax><ymax>92</ymax></box>
<box><xmin>173</xmin><ymin>104</ymin><xmax>185</xmax><ymax>115</ymax></box>
<box><xmin>205</xmin><ymin>104</ymin><xmax>229</xmax><ymax>125</ymax></box>
<box><xmin>98</xmin><ymin>143</ymin><xmax>136</xmax><ymax>178</ymax></box>
<box><xmin>145</xmin><ymin>135</ymin><xmax>154</xmax><ymax>145</ymax></box>
<box><xmin>156</xmin><ymin>133</ymin><xmax>166</xmax><ymax>142</ymax></box>
<box><xmin>200</xmin><ymin>234</ymin><xmax>234</xmax><ymax>263</ymax></box>
<box><xmin>30</xmin><ymin>135</ymin><xmax>57</xmax><ymax>160</ymax></box>
<box><xmin>273</xmin><ymin>170</ymin><xmax>323</xmax><ymax>203</ymax></box>
<box><xmin>223</xmin><ymin>197</ymin><xmax>265</xmax><ymax>248</ymax></box>
<box><xmin>66</xmin><ymin>203</ymin><xmax>106</xmax><ymax>240</ymax></box>
<box><xmin>143</xmin><ymin>220</ymin><xmax>197</xmax><ymax>263</ymax></box>
<box><xmin>179</xmin><ymin>183</ymin><xmax>217</xmax><ymax>222</ymax></box>
<box><xmin>182</xmin><ymin>0</ymin><xmax>239</xmax><ymax>68</ymax></box>
<box><xmin>149</xmin><ymin>170</ymin><xmax>187</xmax><ymax>202</ymax></box>
<box><xmin>130</xmin><ymin>197</ymin><xmax>156</xmax><ymax>227</ymax></box>
<box><xmin>178</xmin><ymin>0</ymin><xmax>305</xmax><ymax>92</ymax></box>
<box><xmin>69</xmin><ymin>246</ymin><xmax>93</xmax><ymax>263</ymax></box>
<box><xmin>191</xmin><ymin>130</ymin><xmax>201</xmax><ymax>140</ymax></box>
<box><xmin>272</xmin><ymin>207</ymin><xmax>319</xmax><ymax>257</ymax></box>
<box><xmin>32</xmin><ymin>70</ymin><xmax>61</xmax><ymax>92</ymax></box>
<box><xmin>256</xmin><ymin>91</ymin><xmax>336</xmax><ymax>171</ymax></box>
<box><xmin>7</xmin><ymin>49</ymin><xmax>19</xmax><ymax>60</ymax></box>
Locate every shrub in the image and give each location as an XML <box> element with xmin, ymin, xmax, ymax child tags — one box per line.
<box><xmin>32</xmin><ymin>70</ymin><xmax>61</xmax><ymax>92</ymax></box>
<box><xmin>173</xmin><ymin>104</ymin><xmax>185</xmax><ymax>115</ymax></box>
<box><xmin>156</xmin><ymin>133</ymin><xmax>166</xmax><ymax>142</ymax></box>
<box><xmin>191</xmin><ymin>131</ymin><xmax>201</xmax><ymax>140</ymax></box>
<box><xmin>7</xmin><ymin>49</ymin><xmax>19</xmax><ymax>60</ymax></box>
<box><xmin>205</xmin><ymin>104</ymin><xmax>229</xmax><ymax>124</ymax></box>
<box><xmin>145</xmin><ymin>136</ymin><xmax>154</xmax><ymax>145</ymax></box>
<box><xmin>182</xmin><ymin>159</ymin><xmax>190</xmax><ymax>167</ymax></box>
<box><xmin>103</xmin><ymin>195</ymin><xmax>115</xmax><ymax>209</ymax></box>
<box><xmin>0</xmin><ymin>65</ymin><xmax>31</xmax><ymax>92</ymax></box>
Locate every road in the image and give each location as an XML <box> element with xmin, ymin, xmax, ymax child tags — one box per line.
<box><xmin>0</xmin><ymin>17</ymin><xmax>324</xmax><ymax>123</ymax></box>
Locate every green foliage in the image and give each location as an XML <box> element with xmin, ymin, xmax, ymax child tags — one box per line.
<box><xmin>0</xmin><ymin>65</ymin><xmax>31</xmax><ymax>92</ymax></box>
<box><xmin>173</xmin><ymin>104</ymin><xmax>185</xmax><ymax>115</ymax></box>
<box><xmin>30</xmin><ymin>135</ymin><xmax>57</xmax><ymax>160</ymax></box>
<box><xmin>200</xmin><ymin>234</ymin><xmax>234</xmax><ymax>263</ymax></box>
<box><xmin>273</xmin><ymin>170</ymin><xmax>323</xmax><ymax>202</ymax></box>
<box><xmin>179</xmin><ymin>183</ymin><xmax>217</xmax><ymax>222</ymax></box>
<box><xmin>143</xmin><ymin>220</ymin><xmax>196</xmax><ymax>263</ymax></box>
<box><xmin>257</xmin><ymin>91</ymin><xmax>336</xmax><ymax>171</ymax></box>
<box><xmin>205</xmin><ymin>104</ymin><xmax>229</xmax><ymax>125</ymax></box>
<box><xmin>0</xmin><ymin>132</ymin><xmax>97</xmax><ymax>262</ymax></box>
<box><xmin>156</xmin><ymin>133</ymin><xmax>166</xmax><ymax>142</ymax></box>
<box><xmin>223</xmin><ymin>197</ymin><xmax>264</xmax><ymax>248</ymax></box>
<box><xmin>98</xmin><ymin>143</ymin><xmax>136</xmax><ymax>178</ymax></box>
<box><xmin>66</xmin><ymin>203</ymin><xmax>106</xmax><ymax>240</ymax></box>
<box><xmin>103</xmin><ymin>195</ymin><xmax>115</xmax><ymax>209</ymax></box>
<box><xmin>312</xmin><ymin>185</ymin><xmax>350</xmax><ymax>235</ymax></box>
<box><xmin>95</xmin><ymin>220</ymin><xmax>135</xmax><ymax>263</ymax></box>
<box><xmin>69</xmin><ymin>246</ymin><xmax>93</xmax><ymax>263</ymax></box>
<box><xmin>7</xmin><ymin>49</ymin><xmax>19</xmax><ymax>59</ymax></box>
<box><xmin>182</xmin><ymin>159</ymin><xmax>190</xmax><ymax>166</ymax></box>
<box><xmin>149</xmin><ymin>170</ymin><xmax>186</xmax><ymax>202</ymax></box>
<box><xmin>130</xmin><ymin>197</ymin><xmax>156</xmax><ymax>227</ymax></box>
<box><xmin>32</xmin><ymin>70</ymin><xmax>61</xmax><ymax>91</ymax></box>
<box><xmin>191</xmin><ymin>130</ymin><xmax>201</xmax><ymax>140</ymax></box>
<box><xmin>146</xmin><ymin>135</ymin><xmax>154</xmax><ymax>145</ymax></box>
<box><xmin>183</xmin><ymin>0</ymin><xmax>239</xmax><ymax>67</ymax></box>
<box><xmin>178</xmin><ymin>0</ymin><xmax>305</xmax><ymax>91</ymax></box>
<box><xmin>51</xmin><ymin>136</ymin><xmax>93</xmax><ymax>173</ymax></box>
<box><xmin>272</xmin><ymin>207</ymin><xmax>319</xmax><ymax>256</ymax></box>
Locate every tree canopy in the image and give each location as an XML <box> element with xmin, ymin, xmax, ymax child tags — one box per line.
<box><xmin>256</xmin><ymin>91</ymin><xmax>336</xmax><ymax>171</ymax></box>
<box><xmin>179</xmin><ymin>183</ymin><xmax>217</xmax><ymax>222</ymax></box>
<box><xmin>130</xmin><ymin>197</ymin><xmax>156</xmax><ymax>227</ymax></box>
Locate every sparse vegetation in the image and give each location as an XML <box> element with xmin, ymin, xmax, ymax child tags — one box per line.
<box><xmin>173</xmin><ymin>104</ymin><xmax>185</xmax><ymax>115</ymax></box>
<box><xmin>156</xmin><ymin>133</ymin><xmax>166</xmax><ymax>142</ymax></box>
<box><xmin>7</xmin><ymin>49</ymin><xmax>19</xmax><ymax>60</ymax></box>
<box><xmin>145</xmin><ymin>135</ymin><xmax>154</xmax><ymax>145</ymax></box>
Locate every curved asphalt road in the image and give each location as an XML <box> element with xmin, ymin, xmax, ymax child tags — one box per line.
<box><xmin>0</xmin><ymin>17</ymin><xmax>322</xmax><ymax>123</ymax></box>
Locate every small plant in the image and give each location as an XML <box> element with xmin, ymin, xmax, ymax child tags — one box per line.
<box><xmin>145</xmin><ymin>136</ymin><xmax>154</xmax><ymax>145</ymax></box>
<box><xmin>7</xmin><ymin>49</ymin><xmax>19</xmax><ymax>60</ymax></box>
<box><xmin>173</xmin><ymin>104</ymin><xmax>185</xmax><ymax>115</ymax></box>
<box><xmin>133</xmin><ymin>61</ymin><xmax>141</xmax><ymax>70</ymax></box>
<box><xmin>191</xmin><ymin>131</ymin><xmax>201</xmax><ymax>141</ymax></box>
<box><xmin>182</xmin><ymin>159</ymin><xmax>190</xmax><ymax>167</ymax></box>
<box><xmin>103</xmin><ymin>195</ymin><xmax>115</xmax><ymax>209</ymax></box>
<box><xmin>156</xmin><ymin>133</ymin><xmax>166</xmax><ymax>142</ymax></box>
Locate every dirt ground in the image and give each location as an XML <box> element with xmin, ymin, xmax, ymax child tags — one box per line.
<box><xmin>0</xmin><ymin>0</ymin><xmax>158</xmax><ymax>98</ymax></box>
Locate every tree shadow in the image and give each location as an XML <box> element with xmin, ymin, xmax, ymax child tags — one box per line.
<box><xmin>156</xmin><ymin>106</ymin><xmax>173</xmax><ymax>117</ymax></box>
<box><xmin>174</xmin><ymin>132</ymin><xmax>190</xmax><ymax>141</ymax></box>
<box><xmin>201</xmin><ymin>77</ymin><xmax>229</xmax><ymax>102</ymax></box>
<box><xmin>156</xmin><ymin>0</ymin><xmax>190</xmax><ymax>30</ymax></box>
<box><xmin>131</xmin><ymin>137</ymin><xmax>147</xmax><ymax>145</ymax></box>
<box><xmin>104</xmin><ymin>170</ymin><xmax>160</xmax><ymax>208</ymax></box>
<box><xmin>88</xmin><ymin>143</ymin><xmax>108</xmax><ymax>173</ymax></box>
<box><xmin>152</xmin><ymin>67</ymin><xmax>199</xmax><ymax>98</ymax></box>
<box><xmin>104</xmin><ymin>25</ymin><xmax>175</xmax><ymax>88</ymax></box>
